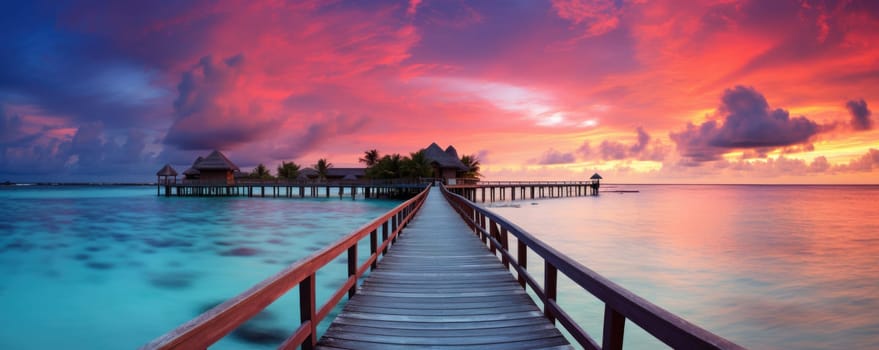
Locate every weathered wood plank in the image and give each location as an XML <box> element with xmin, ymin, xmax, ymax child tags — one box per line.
<box><xmin>328</xmin><ymin>315</ymin><xmax>553</xmax><ymax>331</ymax></box>
<box><xmin>319</xmin><ymin>336</ymin><xmax>571</xmax><ymax>350</ymax></box>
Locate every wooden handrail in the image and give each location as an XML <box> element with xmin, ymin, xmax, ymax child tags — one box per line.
<box><xmin>440</xmin><ymin>185</ymin><xmax>745</xmax><ymax>350</ymax></box>
<box><xmin>141</xmin><ymin>184</ymin><xmax>431</xmax><ymax>350</ymax></box>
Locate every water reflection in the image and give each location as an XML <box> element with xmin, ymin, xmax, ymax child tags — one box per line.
<box><xmin>490</xmin><ymin>185</ymin><xmax>879</xmax><ymax>350</ymax></box>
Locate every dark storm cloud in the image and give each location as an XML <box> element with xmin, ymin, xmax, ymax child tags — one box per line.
<box><xmin>846</xmin><ymin>99</ymin><xmax>872</xmax><ymax>130</ymax></box>
<box><xmin>671</xmin><ymin>86</ymin><xmax>822</xmax><ymax>162</ymax></box>
<box><xmin>0</xmin><ymin>2</ymin><xmax>167</xmax><ymax>130</ymax></box>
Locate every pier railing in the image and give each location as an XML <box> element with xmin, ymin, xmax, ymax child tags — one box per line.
<box><xmin>441</xmin><ymin>185</ymin><xmax>744</xmax><ymax>350</ymax></box>
<box><xmin>141</xmin><ymin>184</ymin><xmax>431</xmax><ymax>350</ymax></box>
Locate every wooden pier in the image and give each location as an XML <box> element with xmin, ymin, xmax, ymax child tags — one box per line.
<box><xmin>317</xmin><ymin>187</ymin><xmax>570</xmax><ymax>349</ymax></box>
<box><xmin>157</xmin><ymin>179</ymin><xmax>601</xmax><ymax>202</ymax></box>
<box><xmin>157</xmin><ymin>179</ymin><xmax>427</xmax><ymax>199</ymax></box>
<box><xmin>143</xmin><ymin>185</ymin><xmax>744</xmax><ymax>350</ymax></box>
<box><xmin>446</xmin><ymin>180</ymin><xmax>600</xmax><ymax>202</ymax></box>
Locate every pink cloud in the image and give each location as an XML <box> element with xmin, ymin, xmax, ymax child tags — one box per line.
<box><xmin>551</xmin><ymin>0</ymin><xmax>627</xmax><ymax>37</ymax></box>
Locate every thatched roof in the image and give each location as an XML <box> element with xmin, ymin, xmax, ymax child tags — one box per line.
<box><xmin>299</xmin><ymin>168</ymin><xmax>318</xmax><ymax>178</ymax></box>
<box><xmin>444</xmin><ymin>145</ymin><xmax>460</xmax><ymax>160</ymax></box>
<box><xmin>590</xmin><ymin>173</ymin><xmax>603</xmax><ymax>180</ymax></box>
<box><xmin>424</xmin><ymin>143</ymin><xmax>468</xmax><ymax>171</ymax></box>
<box><xmin>183</xmin><ymin>167</ymin><xmax>200</xmax><ymax>176</ymax></box>
<box><xmin>194</xmin><ymin>150</ymin><xmax>239</xmax><ymax>171</ymax></box>
<box><xmin>156</xmin><ymin>164</ymin><xmax>178</xmax><ymax>176</ymax></box>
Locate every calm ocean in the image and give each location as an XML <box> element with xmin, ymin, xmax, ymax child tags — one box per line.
<box><xmin>1</xmin><ymin>184</ymin><xmax>877</xmax><ymax>349</ymax></box>
<box><xmin>489</xmin><ymin>184</ymin><xmax>879</xmax><ymax>349</ymax></box>
<box><xmin>0</xmin><ymin>185</ymin><xmax>400</xmax><ymax>349</ymax></box>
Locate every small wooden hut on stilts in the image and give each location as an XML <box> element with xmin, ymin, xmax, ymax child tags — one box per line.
<box><xmin>156</xmin><ymin>164</ymin><xmax>178</xmax><ymax>196</ymax></box>
<box><xmin>589</xmin><ymin>173</ymin><xmax>602</xmax><ymax>195</ymax></box>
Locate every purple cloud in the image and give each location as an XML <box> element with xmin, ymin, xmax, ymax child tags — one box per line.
<box><xmin>671</xmin><ymin>86</ymin><xmax>821</xmax><ymax>162</ymax></box>
<box><xmin>537</xmin><ymin>148</ymin><xmax>576</xmax><ymax>165</ymax></box>
<box><xmin>599</xmin><ymin>140</ymin><xmax>628</xmax><ymax>160</ymax></box>
<box><xmin>846</xmin><ymin>99</ymin><xmax>872</xmax><ymax>130</ymax></box>
<box><xmin>269</xmin><ymin>113</ymin><xmax>370</xmax><ymax>160</ymax></box>
<box><xmin>580</xmin><ymin>127</ymin><xmax>667</xmax><ymax>161</ymax></box>
<box><xmin>164</xmin><ymin>54</ymin><xmax>280</xmax><ymax>151</ymax></box>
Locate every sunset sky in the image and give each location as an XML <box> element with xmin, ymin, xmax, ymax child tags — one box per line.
<box><xmin>1</xmin><ymin>0</ymin><xmax>877</xmax><ymax>183</ymax></box>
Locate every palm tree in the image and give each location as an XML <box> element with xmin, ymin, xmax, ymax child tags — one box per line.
<box><xmin>313</xmin><ymin>158</ymin><xmax>333</xmax><ymax>181</ymax></box>
<box><xmin>402</xmin><ymin>150</ymin><xmax>432</xmax><ymax>178</ymax></box>
<box><xmin>252</xmin><ymin>163</ymin><xmax>272</xmax><ymax>179</ymax></box>
<box><xmin>366</xmin><ymin>154</ymin><xmax>402</xmax><ymax>179</ymax></box>
<box><xmin>359</xmin><ymin>149</ymin><xmax>380</xmax><ymax>167</ymax></box>
<box><xmin>277</xmin><ymin>161</ymin><xmax>301</xmax><ymax>180</ymax></box>
<box><xmin>460</xmin><ymin>154</ymin><xmax>482</xmax><ymax>179</ymax></box>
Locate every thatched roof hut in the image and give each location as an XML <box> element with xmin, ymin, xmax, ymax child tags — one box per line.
<box><xmin>423</xmin><ymin>143</ymin><xmax>468</xmax><ymax>182</ymax></box>
<box><xmin>182</xmin><ymin>150</ymin><xmax>240</xmax><ymax>184</ymax></box>
<box><xmin>195</xmin><ymin>150</ymin><xmax>240</xmax><ymax>172</ymax></box>
<box><xmin>425</xmin><ymin>143</ymin><xmax>467</xmax><ymax>170</ymax></box>
<box><xmin>156</xmin><ymin>164</ymin><xmax>178</xmax><ymax>187</ymax></box>
<box><xmin>156</xmin><ymin>164</ymin><xmax>178</xmax><ymax>177</ymax></box>
<box><xmin>590</xmin><ymin>173</ymin><xmax>603</xmax><ymax>180</ymax></box>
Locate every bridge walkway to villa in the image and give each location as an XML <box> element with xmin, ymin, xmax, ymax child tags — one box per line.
<box><xmin>316</xmin><ymin>187</ymin><xmax>572</xmax><ymax>349</ymax></box>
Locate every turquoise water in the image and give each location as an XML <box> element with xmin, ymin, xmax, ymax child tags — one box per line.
<box><xmin>3</xmin><ymin>185</ymin><xmax>877</xmax><ymax>349</ymax></box>
<box><xmin>0</xmin><ymin>185</ymin><xmax>400</xmax><ymax>349</ymax></box>
<box><xmin>488</xmin><ymin>185</ymin><xmax>879</xmax><ymax>349</ymax></box>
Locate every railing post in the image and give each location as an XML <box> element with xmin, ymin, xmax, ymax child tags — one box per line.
<box><xmin>391</xmin><ymin>214</ymin><xmax>398</xmax><ymax>243</ymax></box>
<box><xmin>602</xmin><ymin>305</ymin><xmax>625</xmax><ymax>350</ymax></box>
<box><xmin>382</xmin><ymin>221</ymin><xmax>389</xmax><ymax>255</ymax></box>
<box><xmin>370</xmin><ymin>229</ymin><xmax>378</xmax><ymax>270</ymax></box>
<box><xmin>347</xmin><ymin>245</ymin><xmax>357</xmax><ymax>298</ymax></box>
<box><xmin>299</xmin><ymin>274</ymin><xmax>316</xmax><ymax>349</ymax></box>
<box><xmin>544</xmin><ymin>262</ymin><xmax>558</xmax><ymax>324</ymax></box>
<box><xmin>479</xmin><ymin>213</ymin><xmax>487</xmax><ymax>244</ymax></box>
<box><xmin>517</xmin><ymin>240</ymin><xmax>527</xmax><ymax>288</ymax></box>
<box><xmin>500</xmin><ymin>227</ymin><xmax>510</xmax><ymax>268</ymax></box>
<box><xmin>489</xmin><ymin>219</ymin><xmax>498</xmax><ymax>254</ymax></box>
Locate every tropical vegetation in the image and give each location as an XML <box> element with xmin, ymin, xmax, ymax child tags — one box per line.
<box><xmin>359</xmin><ymin>149</ymin><xmax>380</xmax><ymax>167</ymax></box>
<box><xmin>364</xmin><ymin>150</ymin><xmax>434</xmax><ymax>179</ymax></box>
<box><xmin>459</xmin><ymin>154</ymin><xmax>482</xmax><ymax>179</ymax></box>
<box><xmin>249</xmin><ymin>163</ymin><xmax>273</xmax><ymax>179</ymax></box>
<box><xmin>313</xmin><ymin>158</ymin><xmax>333</xmax><ymax>181</ymax></box>
<box><xmin>276</xmin><ymin>161</ymin><xmax>301</xmax><ymax>180</ymax></box>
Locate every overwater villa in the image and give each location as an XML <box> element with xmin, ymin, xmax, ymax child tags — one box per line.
<box><xmin>423</xmin><ymin>142</ymin><xmax>470</xmax><ymax>184</ymax></box>
<box><xmin>182</xmin><ymin>150</ymin><xmax>240</xmax><ymax>185</ymax></box>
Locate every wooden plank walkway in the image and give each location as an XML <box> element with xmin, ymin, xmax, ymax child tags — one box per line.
<box><xmin>317</xmin><ymin>187</ymin><xmax>572</xmax><ymax>349</ymax></box>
